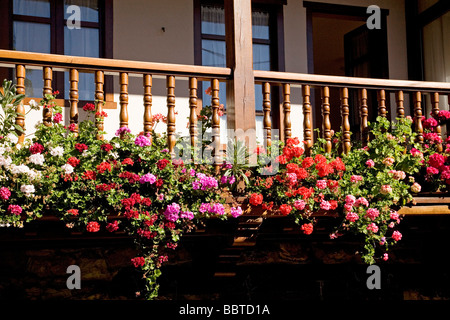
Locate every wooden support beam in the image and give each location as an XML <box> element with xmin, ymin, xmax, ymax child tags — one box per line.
<box><xmin>224</xmin><ymin>0</ymin><xmax>256</xmax><ymax>133</ymax></box>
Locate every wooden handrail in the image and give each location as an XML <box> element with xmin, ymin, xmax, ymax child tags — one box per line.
<box><xmin>0</xmin><ymin>49</ymin><xmax>232</xmax><ymax>79</ymax></box>
<box><xmin>254</xmin><ymin>70</ymin><xmax>450</xmax><ymax>93</ymax></box>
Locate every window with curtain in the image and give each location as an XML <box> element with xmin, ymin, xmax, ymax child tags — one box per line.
<box><xmin>12</xmin><ymin>0</ymin><xmax>103</xmax><ymax>100</ymax></box>
<box><xmin>200</xmin><ymin>4</ymin><xmax>272</xmax><ymax>111</ymax></box>
<box><xmin>200</xmin><ymin>3</ymin><xmax>276</xmax><ymax>143</ymax></box>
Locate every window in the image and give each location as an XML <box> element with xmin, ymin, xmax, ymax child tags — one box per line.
<box><xmin>196</xmin><ymin>0</ymin><xmax>284</xmax><ymax>141</ymax></box>
<box><xmin>9</xmin><ymin>0</ymin><xmax>112</xmax><ymax>101</ymax></box>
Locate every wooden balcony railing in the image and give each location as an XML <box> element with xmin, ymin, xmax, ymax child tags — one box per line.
<box><xmin>254</xmin><ymin>70</ymin><xmax>450</xmax><ymax>155</ymax></box>
<box><xmin>0</xmin><ymin>49</ymin><xmax>231</xmax><ymax>157</ymax></box>
<box><xmin>2</xmin><ymin>50</ymin><xmax>450</xmax><ymax>215</ymax></box>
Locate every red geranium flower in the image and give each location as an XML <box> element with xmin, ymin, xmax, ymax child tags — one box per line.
<box><xmin>157</xmin><ymin>158</ymin><xmax>170</xmax><ymax>170</ymax></box>
<box><xmin>97</xmin><ymin>161</ymin><xmax>112</xmax><ymax>174</ymax></box>
<box><xmin>67</xmin><ymin>156</ymin><xmax>80</xmax><ymax>167</ymax></box>
<box><xmin>301</xmin><ymin>157</ymin><xmax>314</xmax><ymax>169</ymax></box>
<box><xmin>82</xmin><ymin>170</ymin><xmax>97</xmax><ymax>180</ymax></box>
<box><xmin>106</xmin><ymin>220</ymin><xmax>119</xmax><ymax>232</ymax></box>
<box><xmin>301</xmin><ymin>223</ymin><xmax>314</xmax><ymax>235</ymax></box>
<box><xmin>83</xmin><ymin>103</ymin><xmax>96</xmax><ymax>112</ymax></box>
<box><xmin>280</xmin><ymin>204</ymin><xmax>292</xmax><ymax>216</ymax></box>
<box><xmin>101</xmin><ymin>143</ymin><xmax>113</xmax><ymax>152</ymax></box>
<box><xmin>67</xmin><ymin>209</ymin><xmax>79</xmax><ymax>216</ymax></box>
<box><xmin>74</xmin><ymin>143</ymin><xmax>88</xmax><ymax>153</ymax></box>
<box><xmin>122</xmin><ymin>158</ymin><xmax>134</xmax><ymax>166</ymax></box>
<box><xmin>29</xmin><ymin>142</ymin><xmax>44</xmax><ymax>154</ymax></box>
<box><xmin>86</xmin><ymin>221</ymin><xmax>100</xmax><ymax>232</ymax></box>
<box><xmin>249</xmin><ymin>193</ymin><xmax>263</xmax><ymax>206</ymax></box>
<box><xmin>131</xmin><ymin>256</ymin><xmax>146</xmax><ymax>268</ymax></box>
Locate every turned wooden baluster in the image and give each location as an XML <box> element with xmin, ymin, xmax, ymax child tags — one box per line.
<box><xmin>359</xmin><ymin>88</ymin><xmax>369</xmax><ymax>146</ymax></box>
<box><xmin>119</xmin><ymin>72</ymin><xmax>129</xmax><ymax>129</ymax></box>
<box><xmin>377</xmin><ymin>89</ymin><xmax>387</xmax><ymax>118</ymax></box>
<box><xmin>262</xmin><ymin>82</ymin><xmax>272</xmax><ymax>147</ymax></box>
<box><xmin>302</xmin><ymin>85</ymin><xmax>313</xmax><ymax>155</ymax></box>
<box><xmin>321</xmin><ymin>86</ymin><xmax>332</xmax><ymax>154</ymax></box>
<box><xmin>189</xmin><ymin>77</ymin><xmax>198</xmax><ymax>148</ymax></box>
<box><xmin>143</xmin><ymin>74</ymin><xmax>153</xmax><ymax>142</ymax></box>
<box><xmin>413</xmin><ymin>91</ymin><xmax>424</xmax><ymax>144</ymax></box>
<box><xmin>43</xmin><ymin>66</ymin><xmax>53</xmax><ymax>126</ymax></box>
<box><xmin>340</xmin><ymin>87</ymin><xmax>351</xmax><ymax>154</ymax></box>
<box><xmin>211</xmin><ymin>78</ymin><xmax>221</xmax><ymax>172</ymax></box>
<box><xmin>95</xmin><ymin>70</ymin><xmax>105</xmax><ymax>140</ymax></box>
<box><xmin>166</xmin><ymin>75</ymin><xmax>176</xmax><ymax>156</ymax></box>
<box><xmin>396</xmin><ymin>90</ymin><xmax>405</xmax><ymax>118</ymax></box>
<box><xmin>282</xmin><ymin>83</ymin><xmax>291</xmax><ymax>142</ymax></box>
<box><xmin>15</xmin><ymin>64</ymin><xmax>26</xmax><ymax>144</ymax></box>
<box><xmin>69</xmin><ymin>69</ymin><xmax>79</xmax><ymax>135</ymax></box>
<box><xmin>431</xmin><ymin>92</ymin><xmax>443</xmax><ymax>152</ymax></box>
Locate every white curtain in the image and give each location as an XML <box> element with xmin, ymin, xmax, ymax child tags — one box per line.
<box><xmin>13</xmin><ymin>0</ymin><xmax>50</xmax><ymax>17</ymax></box>
<box><xmin>422</xmin><ymin>12</ymin><xmax>450</xmax><ymax>114</ymax></box>
<box><xmin>201</xmin><ymin>5</ymin><xmax>225</xmax><ymax>36</ymax></box>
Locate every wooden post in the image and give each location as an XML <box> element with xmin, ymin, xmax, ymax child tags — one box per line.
<box><xmin>262</xmin><ymin>82</ymin><xmax>272</xmax><ymax>147</ymax></box>
<box><xmin>119</xmin><ymin>72</ymin><xmax>129</xmax><ymax>128</ymax></box>
<box><xmin>224</xmin><ymin>0</ymin><xmax>255</xmax><ymax>133</ymax></box>
<box><xmin>321</xmin><ymin>86</ymin><xmax>332</xmax><ymax>154</ymax></box>
<box><xmin>396</xmin><ymin>90</ymin><xmax>405</xmax><ymax>118</ymax></box>
<box><xmin>431</xmin><ymin>92</ymin><xmax>443</xmax><ymax>152</ymax></box>
<box><xmin>166</xmin><ymin>75</ymin><xmax>176</xmax><ymax>156</ymax></box>
<box><xmin>340</xmin><ymin>87</ymin><xmax>351</xmax><ymax>154</ymax></box>
<box><xmin>211</xmin><ymin>78</ymin><xmax>221</xmax><ymax>172</ymax></box>
<box><xmin>359</xmin><ymin>88</ymin><xmax>369</xmax><ymax>146</ymax></box>
<box><xmin>302</xmin><ymin>85</ymin><xmax>313</xmax><ymax>155</ymax></box>
<box><xmin>15</xmin><ymin>65</ymin><xmax>26</xmax><ymax>144</ymax></box>
<box><xmin>377</xmin><ymin>89</ymin><xmax>386</xmax><ymax>118</ymax></box>
<box><xmin>95</xmin><ymin>70</ymin><xmax>105</xmax><ymax>140</ymax></box>
<box><xmin>282</xmin><ymin>83</ymin><xmax>291</xmax><ymax>142</ymax></box>
<box><xmin>69</xmin><ymin>69</ymin><xmax>79</xmax><ymax>136</ymax></box>
<box><xmin>43</xmin><ymin>66</ymin><xmax>53</xmax><ymax>126</ymax></box>
<box><xmin>413</xmin><ymin>91</ymin><xmax>423</xmax><ymax>144</ymax></box>
<box><xmin>143</xmin><ymin>74</ymin><xmax>153</xmax><ymax>140</ymax></box>
<box><xmin>189</xmin><ymin>77</ymin><xmax>198</xmax><ymax>148</ymax></box>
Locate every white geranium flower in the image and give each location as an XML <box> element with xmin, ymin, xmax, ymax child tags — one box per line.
<box><xmin>111</xmin><ymin>152</ymin><xmax>119</xmax><ymax>159</ymax></box>
<box><xmin>6</xmin><ymin>133</ymin><xmax>18</xmax><ymax>144</ymax></box>
<box><xmin>50</xmin><ymin>146</ymin><xmax>64</xmax><ymax>157</ymax></box>
<box><xmin>27</xmin><ymin>170</ymin><xmax>41</xmax><ymax>181</ymax></box>
<box><xmin>10</xmin><ymin>164</ymin><xmax>30</xmax><ymax>175</ymax></box>
<box><xmin>0</xmin><ymin>146</ymin><xmax>5</xmax><ymax>155</ymax></box>
<box><xmin>0</xmin><ymin>155</ymin><xmax>12</xmax><ymax>167</ymax></box>
<box><xmin>28</xmin><ymin>99</ymin><xmax>38</xmax><ymax>108</ymax></box>
<box><xmin>61</xmin><ymin>163</ymin><xmax>74</xmax><ymax>175</ymax></box>
<box><xmin>20</xmin><ymin>184</ymin><xmax>35</xmax><ymax>197</ymax></box>
<box><xmin>29</xmin><ymin>153</ymin><xmax>45</xmax><ymax>166</ymax></box>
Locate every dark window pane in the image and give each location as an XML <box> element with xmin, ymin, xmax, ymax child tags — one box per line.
<box><xmin>253</xmin><ymin>44</ymin><xmax>271</xmax><ymax>71</ymax></box>
<box><xmin>64</xmin><ymin>26</ymin><xmax>99</xmax><ymax>57</ymax></box>
<box><xmin>13</xmin><ymin>21</ymin><xmax>51</xmax><ymax>53</ymax></box>
<box><xmin>202</xmin><ymin>40</ymin><xmax>226</xmax><ymax>67</ymax></box>
<box><xmin>13</xmin><ymin>0</ymin><xmax>50</xmax><ymax>18</ymax></box>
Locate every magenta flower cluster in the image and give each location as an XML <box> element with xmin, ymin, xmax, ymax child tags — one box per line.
<box><xmin>135</xmin><ymin>135</ymin><xmax>152</xmax><ymax>147</ymax></box>
<box><xmin>192</xmin><ymin>173</ymin><xmax>218</xmax><ymax>190</ymax></box>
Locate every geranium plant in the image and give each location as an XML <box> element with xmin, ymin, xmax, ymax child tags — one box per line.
<box><xmin>247</xmin><ymin>116</ymin><xmax>423</xmax><ymax>264</ymax></box>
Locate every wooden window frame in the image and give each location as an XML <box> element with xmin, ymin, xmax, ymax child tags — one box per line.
<box><xmin>0</xmin><ymin>0</ymin><xmax>115</xmax><ymax>109</ymax></box>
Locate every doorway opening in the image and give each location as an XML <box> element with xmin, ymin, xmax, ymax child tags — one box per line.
<box><xmin>305</xmin><ymin>2</ymin><xmax>389</xmax><ymax>140</ymax></box>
